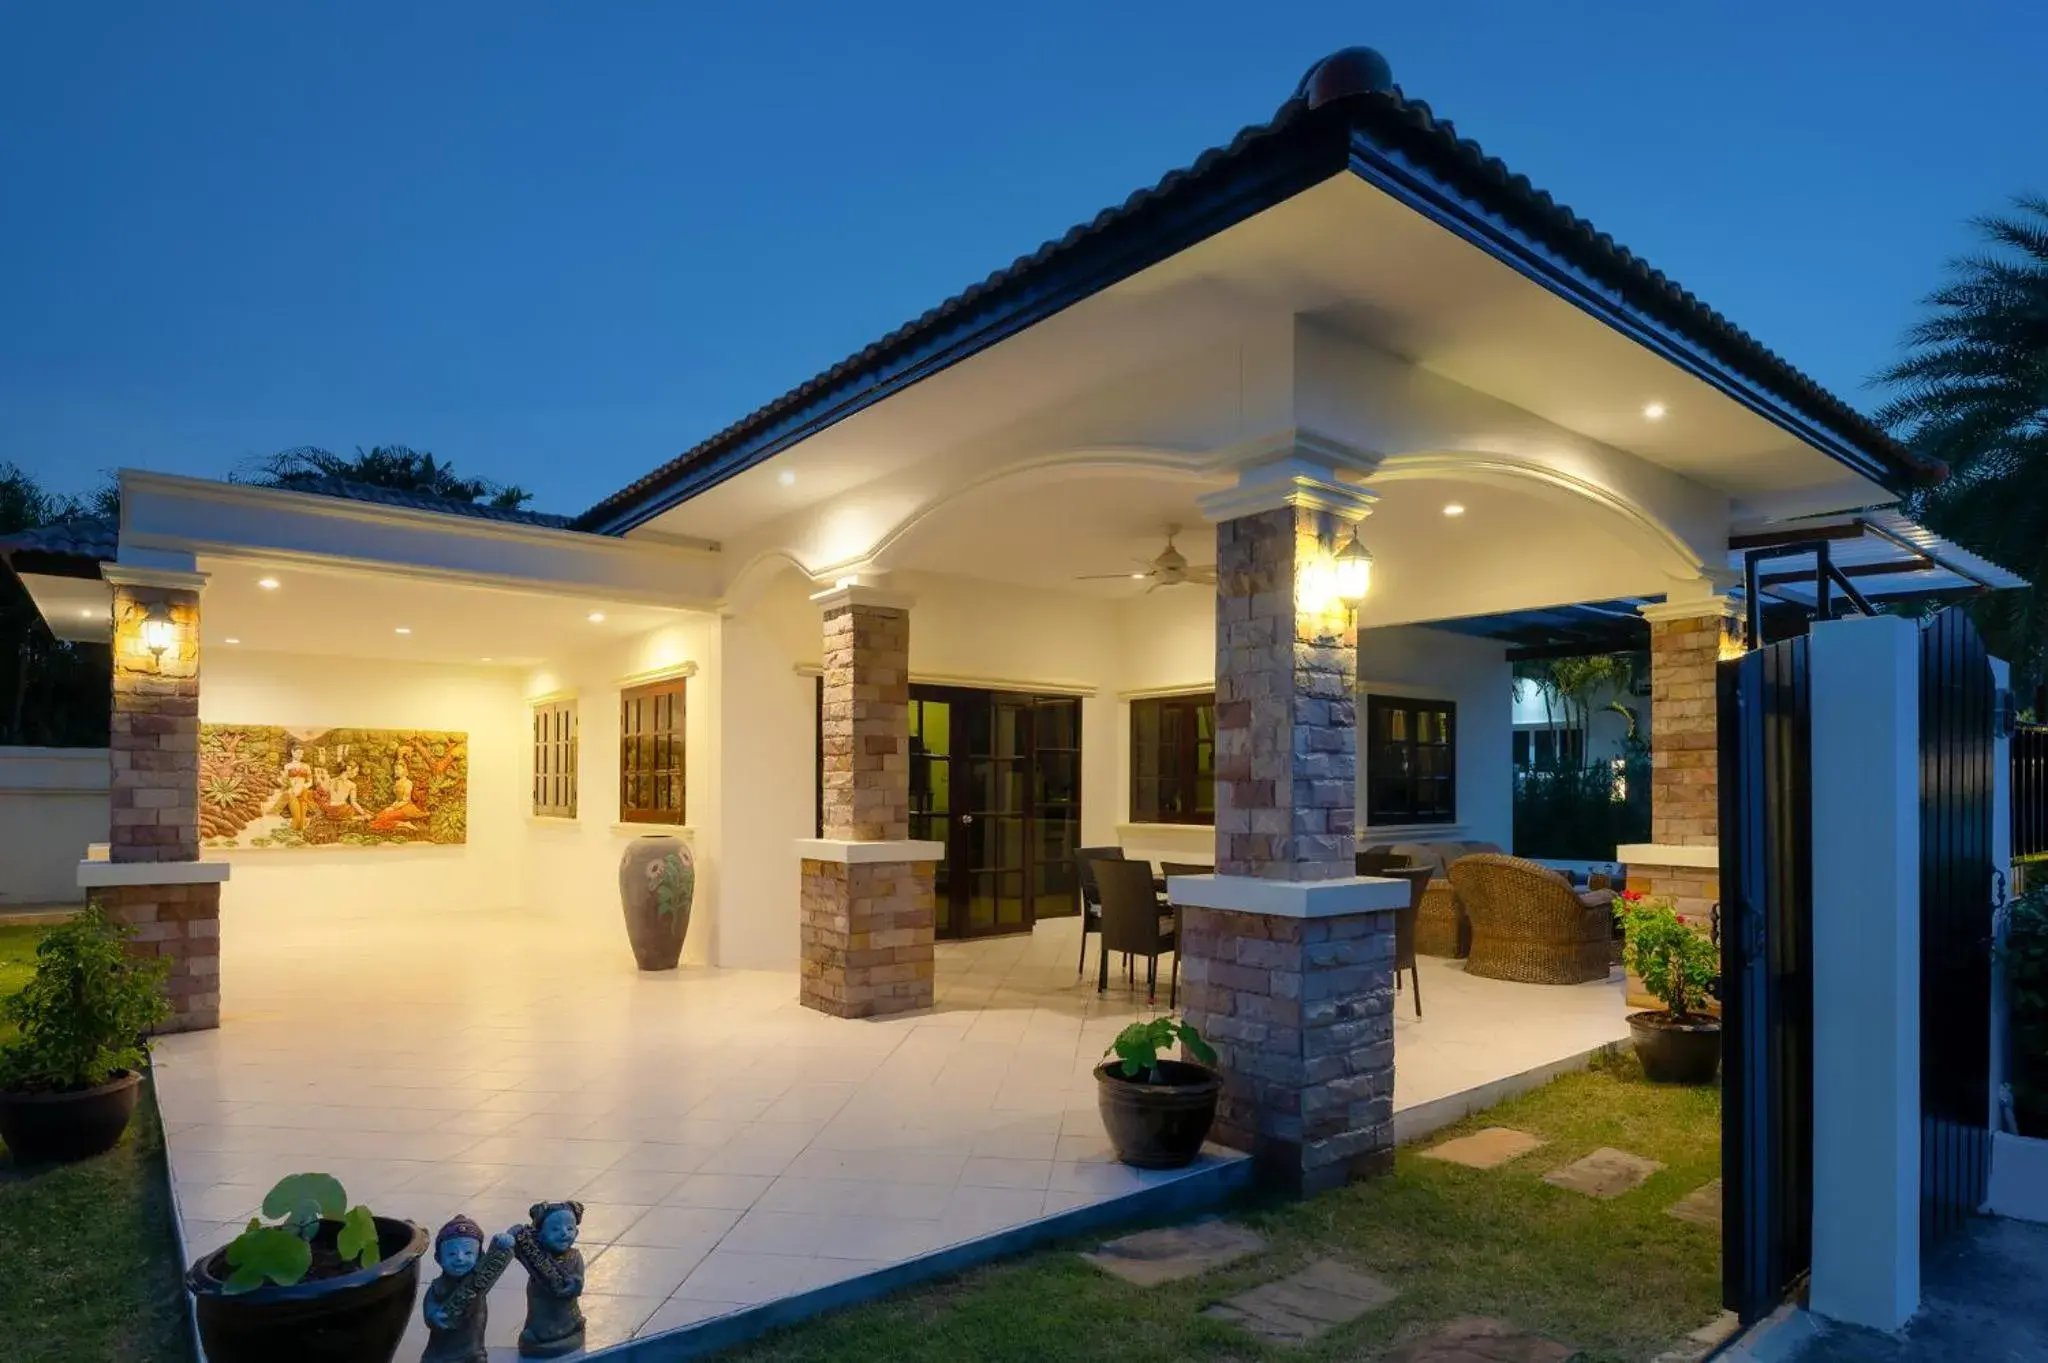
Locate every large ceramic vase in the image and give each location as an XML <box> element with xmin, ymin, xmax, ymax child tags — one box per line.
<box><xmin>1095</xmin><ymin>1060</ymin><xmax>1220</xmax><ymax>1169</ymax></box>
<box><xmin>0</xmin><ymin>1070</ymin><xmax>142</xmax><ymax>1164</ymax></box>
<box><xmin>619</xmin><ymin>834</ymin><xmax>694</xmax><ymax>971</ymax></box>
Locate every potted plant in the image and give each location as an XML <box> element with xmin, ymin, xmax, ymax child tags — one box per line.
<box><xmin>0</xmin><ymin>906</ymin><xmax>169</xmax><ymax>1164</ymax></box>
<box><xmin>1095</xmin><ymin>1016</ymin><xmax>1221</xmax><ymax>1168</ymax></box>
<box><xmin>186</xmin><ymin>1172</ymin><xmax>428</xmax><ymax>1363</ymax></box>
<box><xmin>1618</xmin><ymin>891</ymin><xmax>1721</xmax><ymax>1083</ymax></box>
<box><xmin>2000</xmin><ymin>883</ymin><xmax>2048</xmax><ymax>1137</ymax></box>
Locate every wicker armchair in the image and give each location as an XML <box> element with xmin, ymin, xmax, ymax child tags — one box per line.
<box><xmin>1449</xmin><ymin>854</ymin><xmax>1614</xmax><ymax>985</ymax></box>
<box><xmin>1361</xmin><ymin>840</ymin><xmax>1504</xmax><ymax>959</ymax></box>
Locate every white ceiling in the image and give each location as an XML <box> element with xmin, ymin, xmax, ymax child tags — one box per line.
<box><xmin>878</xmin><ymin>466</ymin><xmax>1675</xmax><ymax>626</ymax></box>
<box><xmin>640</xmin><ymin>171</ymin><xmax>1886</xmax><ymax>547</ymax></box>
<box><xmin>195</xmin><ymin>557</ymin><xmax>695</xmax><ymax>669</ymax></box>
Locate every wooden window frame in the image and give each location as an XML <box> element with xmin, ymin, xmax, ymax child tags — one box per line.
<box><xmin>1129</xmin><ymin>692</ymin><xmax>1215</xmax><ymax>826</ymax></box>
<box><xmin>531</xmin><ymin>698</ymin><xmax>578</xmax><ymax>819</ymax></box>
<box><xmin>1365</xmin><ymin>693</ymin><xmax>1458</xmax><ymax>826</ymax></box>
<box><xmin>619</xmin><ymin>678</ymin><xmax>686</xmax><ymax>825</ymax></box>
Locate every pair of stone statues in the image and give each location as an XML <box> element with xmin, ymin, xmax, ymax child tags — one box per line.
<box><xmin>420</xmin><ymin>1200</ymin><xmax>586</xmax><ymax>1361</ymax></box>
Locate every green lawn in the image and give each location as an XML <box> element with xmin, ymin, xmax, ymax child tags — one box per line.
<box><xmin>727</xmin><ymin>1053</ymin><xmax>1723</xmax><ymax>1363</ymax></box>
<box><xmin>0</xmin><ymin>924</ymin><xmax>194</xmax><ymax>1363</ymax></box>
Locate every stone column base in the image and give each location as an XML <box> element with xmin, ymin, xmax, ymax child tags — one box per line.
<box><xmin>1174</xmin><ymin>875</ymin><xmax>1405</xmax><ymax>1196</ymax></box>
<box><xmin>92</xmin><ymin>882</ymin><xmax>221</xmax><ymax>1033</ymax></box>
<box><xmin>799</xmin><ymin>858</ymin><xmax>935</xmax><ymax>1019</ymax></box>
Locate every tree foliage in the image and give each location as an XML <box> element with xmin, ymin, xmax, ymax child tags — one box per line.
<box><xmin>1875</xmin><ymin>195</ymin><xmax>2048</xmax><ymax>694</ymax></box>
<box><xmin>0</xmin><ymin>462</ymin><xmax>115</xmax><ymax>747</ymax></box>
<box><xmin>243</xmin><ymin>444</ymin><xmax>534</xmax><ymax>512</ymax></box>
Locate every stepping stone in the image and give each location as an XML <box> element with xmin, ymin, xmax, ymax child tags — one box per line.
<box><xmin>1382</xmin><ymin>1316</ymin><xmax>1579</xmax><ymax>1362</ymax></box>
<box><xmin>1541</xmin><ymin>1147</ymin><xmax>1664</xmax><ymax>1199</ymax></box>
<box><xmin>1202</xmin><ymin>1258</ymin><xmax>1396</xmax><ymax>1345</ymax></box>
<box><xmin>1081</xmin><ymin>1218</ymin><xmax>1266</xmax><ymax>1286</ymax></box>
<box><xmin>1666</xmin><ymin>1179</ymin><xmax>1722</xmax><ymax>1230</ymax></box>
<box><xmin>1420</xmin><ymin>1127</ymin><xmax>1545</xmax><ymax>1170</ymax></box>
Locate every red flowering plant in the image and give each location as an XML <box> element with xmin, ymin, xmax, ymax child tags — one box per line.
<box><xmin>1617</xmin><ymin>892</ymin><xmax>1718</xmax><ymax>1021</ymax></box>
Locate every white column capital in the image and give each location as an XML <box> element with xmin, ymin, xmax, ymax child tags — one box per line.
<box><xmin>1197</xmin><ymin>455</ymin><xmax>1379</xmax><ymax>524</ymax></box>
<box><xmin>103</xmin><ymin>563</ymin><xmax>209</xmax><ymax>592</ymax></box>
<box><xmin>808</xmin><ymin>582</ymin><xmax>915</xmax><ymax>613</ymax></box>
<box><xmin>1637</xmin><ymin>593</ymin><xmax>1739</xmax><ymax>625</ymax></box>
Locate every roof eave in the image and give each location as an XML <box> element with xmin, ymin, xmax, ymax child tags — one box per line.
<box><xmin>574</xmin><ymin>105</ymin><xmax>1360</xmax><ymax>535</ymax></box>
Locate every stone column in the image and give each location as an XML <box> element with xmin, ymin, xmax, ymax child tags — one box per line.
<box><xmin>1171</xmin><ymin>458</ymin><xmax>1409</xmax><ymax>1195</ymax></box>
<box><xmin>796</xmin><ymin>584</ymin><xmax>942</xmax><ymax>1019</ymax></box>
<box><xmin>1618</xmin><ymin>591</ymin><xmax>1738</xmax><ymax>1009</ymax></box>
<box><xmin>85</xmin><ymin>565</ymin><xmax>228</xmax><ymax>1034</ymax></box>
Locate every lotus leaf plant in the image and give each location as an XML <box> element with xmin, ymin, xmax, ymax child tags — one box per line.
<box><xmin>221</xmin><ymin>1173</ymin><xmax>383</xmax><ymax>1293</ymax></box>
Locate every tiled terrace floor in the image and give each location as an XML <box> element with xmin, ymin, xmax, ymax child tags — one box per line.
<box><xmin>155</xmin><ymin>908</ymin><xmax>1626</xmax><ymax>1357</ymax></box>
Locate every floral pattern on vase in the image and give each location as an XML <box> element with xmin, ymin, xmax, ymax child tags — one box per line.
<box><xmin>618</xmin><ymin>835</ymin><xmax>693</xmax><ymax>970</ymax></box>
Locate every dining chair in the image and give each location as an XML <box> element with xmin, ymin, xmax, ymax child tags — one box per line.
<box><xmin>1075</xmin><ymin>847</ymin><xmax>1126</xmax><ymax>977</ymax></box>
<box><xmin>1095</xmin><ymin>857</ymin><xmax>1179</xmax><ymax>1006</ymax></box>
<box><xmin>1380</xmin><ymin>865</ymin><xmax>1433</xmax><ymax>1018</ymax></box>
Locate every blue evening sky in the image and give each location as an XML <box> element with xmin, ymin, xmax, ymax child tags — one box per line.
<box><xmin>3</xmin><ymin>2</ymin><xmax>2043</xmax><ymax>516</ymax></box>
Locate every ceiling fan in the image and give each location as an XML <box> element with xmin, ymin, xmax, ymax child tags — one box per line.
<box><xmin>1076</xmin><ymin>525</ymin><xmax>1217</xmax><ymax>591</ymax></box>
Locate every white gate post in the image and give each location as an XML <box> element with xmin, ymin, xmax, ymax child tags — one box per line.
<box><xmin>1808</xmin><ymin>613</ymin><xmax>1921</xmax><ymax>1331</ymax></box>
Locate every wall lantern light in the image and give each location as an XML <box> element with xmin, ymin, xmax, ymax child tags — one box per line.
<box><xmin>1332</xmin><ymin>527</ymin><xmax>1374</xmax><ymax>606</ymax></box>
<box><xmin>139</xmin><ymin>602</ymin><xmax>178</xmax><ymax>662</ymax></box>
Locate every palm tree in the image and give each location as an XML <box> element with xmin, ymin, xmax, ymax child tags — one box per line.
<box><xmin>244</xmin><ymin>445</ymin><xmax>534</xmax><ymax>512</ymax></box>
<box><xmin>1874</xmin><ymin>195</ymin><xmax>2048</xmax><ymax>694</ymax></box>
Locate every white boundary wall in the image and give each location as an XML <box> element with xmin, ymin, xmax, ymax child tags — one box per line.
<box><xmin>0</xmin><ymin>747</ymin><xmax>108</xmax><ymax>906</ymax></box>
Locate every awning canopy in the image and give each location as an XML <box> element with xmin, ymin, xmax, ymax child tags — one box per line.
<box><xmin>1435</xmin><ymin>511</ymin><xmax>2027</xmax><ymax>661</ymax></box>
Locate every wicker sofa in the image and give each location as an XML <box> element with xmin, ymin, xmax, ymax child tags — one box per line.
<box><xmin>1448</xmin><ymin>853</ymin><xmax>1615</xmax><ymax>985</ymax></box>
<box><xmin>1358</xmin><ymin>840</ymin><xmax>1504</xmax><ymax>958</ymax></box>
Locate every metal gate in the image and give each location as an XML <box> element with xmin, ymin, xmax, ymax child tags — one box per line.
<box><xmin>1718</xmin><ymin>635</ymin><xmax>1813</xmax><ymax>1324</ymax></box>
<box><xmin>1917</xmin><ymin>606</ymin><xmax>1996</xmax><ymax>1244</ymax></box>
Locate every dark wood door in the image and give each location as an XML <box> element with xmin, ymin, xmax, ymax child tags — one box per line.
<box><xmin>908</xmin><ymin>686</ymin><xmax>1082</xmax><ymax>940</ymax></box>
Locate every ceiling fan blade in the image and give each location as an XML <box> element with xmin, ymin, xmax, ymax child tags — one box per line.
<box><xmin>1186</xmin><ymin>566</ymin><xmax>1218</xmax><ymax>584</ymax></box>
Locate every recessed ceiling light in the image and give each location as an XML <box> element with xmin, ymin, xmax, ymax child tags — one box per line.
<box><xmin>1129</xmin><ymin>573</ymin><xmax>1147</xmax><ymax>580</ymax></box>
<box><xmin>224</xmin><ymin>637</ymin><xmax>241</xmax><ymax>645</ymax></box>
<box><xmin>587</xmin><ymin>612</ymin><xmax>606</xmax><ymax>624</ymax></box>
<box><xmin>79</xmin><ymin>608</ymin><xmax>95</xmax><ymax>619</ymax></box>
<box><xmin>1442</xmin><ymin>503</ymin><xmax>1466</xmax><ymax>517</ymax></box>
<box><xmin>480</xmin><ymin>656</ymin><xmax>494</xmax><ymax>663</ymax></box>
<box><xmin>257</xmin><ymin>576</ymin><xmax>280</xmax><ymax>590</ymax></box>
<box><xmin>776</xmin><ymin>469</ymin><xmax>797</xmax><ymax>487</ymax></box>
<box><xmin>394</xmin><ymin>627</ymin><xmax>411</xmax><ymax>635</ymax></box>
<box><xmin>1642</xmin><ymin>401</ymin><xmax>1668</xmax><ymax>421</ymax></box>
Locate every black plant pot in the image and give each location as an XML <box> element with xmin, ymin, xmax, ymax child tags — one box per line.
<box><xmin>0</xmin><ymin>1070</ymin><xmax>142</xmax><ymax>1164</ymax></box>
<box><xmin>1628</xmin><ymin>1010</ymin><xmax>1721</xmax><ymax>1084</ymax></box>
<box><xmin>188</xmin><ymin>1217</ymin><xmax>428</xmax><ymax>1363</ymax></box>
<box><xmin>1095</xmin><ymin>1059</ymin><xmax>1220</xmax><ymax>1169</ymax></box>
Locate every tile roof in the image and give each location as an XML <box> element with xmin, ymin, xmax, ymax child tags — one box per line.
<box><xmin>0</xmin><ymin>517</ymin><xmax>116</xmax><ymax>575</ymax></box>
<box><xmin>577</xmin><ymin>48</ymin><xmax>1938</xmax><ymax>534</ymax></box>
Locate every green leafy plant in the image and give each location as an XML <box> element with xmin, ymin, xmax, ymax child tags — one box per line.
<box><xmin>219</xmin><ymin>1173</ymin><xmax>383</xmax><ymax>1293</ymax></box>
<box><xmin>2000</xmin><ymin>882</ymin><xmax>2048</xmax><ymax>1137</ymax></box>
<box><xmin>1619</xmin><ymin>892</ymin><xmax>1719</xmax><ymax>1021</ymax></box>
<box><xmin>0</xmin><ymin>905</ymin><xmax>169</xmax><ymax>1092</ymax></box>
<box><xmin>1105</xmin><ymin>1017</ymin><xmax>1217</xmax><ymax>1083</ymax></box>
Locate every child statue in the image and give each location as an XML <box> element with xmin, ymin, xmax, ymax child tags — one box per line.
<box><xmin>510</xmin><ymin>1200</ymin><xmax>587</xmax><ymax>1358</ymax></box>
<box><xmin>420</xmin><ymin>1215</ymin><xmax>515</xmax><ymax>1363</ymax></box>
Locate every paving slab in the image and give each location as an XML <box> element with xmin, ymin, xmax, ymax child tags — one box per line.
<box><xmin>1081</xmin><ymin>1218</ymin><xmax>1267</xmax><ymax>1286</ymax></box>
<box><xmin>1419</xmin><ymin>1127</ymin><xmax>1546</xmax><ymax>1170</ymax></box>
<box><xmin>1541</xmin><ymin>1146</ymin><xmax>1664</xmax><ymax>1199</ymax></box>
<box><xmin>1380</xmin><ymin>1316</ymin><xmax>1579</xmax><ymax>1362</ymax></box>
<box><xmin>1665</xmin><ymin>1178</ymin><xmax>1722</xmax><ymax>1230</ymax></box>
<box><xmin>1203</xmin><ymin>1258</ymin><xmax>1397</xmax><ymax>1345</ymax></box>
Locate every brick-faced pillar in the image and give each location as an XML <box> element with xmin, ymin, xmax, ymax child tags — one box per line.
<box><xmin>797</xmin><ymin>584</ymin><xmax>939</xmax><ymax>1019</ymax></box>
<box><xmin>1172</xmin><ymin>457</ymin><xmax>1406</xmax><ymax>1195</ymax></box>
<box><xmin>1618</xmin><ymin>592</ymin><xmax>1738</xmax><ymax>1011</ymax></box>
<box><xmin>87</xmin><ymin>565</ymin><xmax>226</xmax><ymax>1033</ymax></box>
<box><xmin>1213</xmin><ymin>503</ymin><xmax>1358</xmax><ymax>881</ymax></box>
